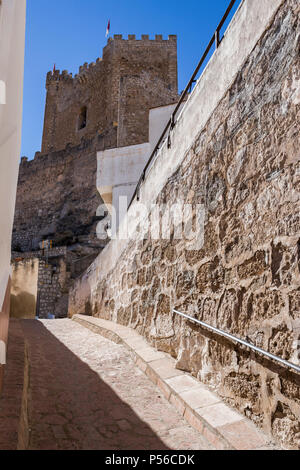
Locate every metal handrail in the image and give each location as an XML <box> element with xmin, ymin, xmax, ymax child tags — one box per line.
<box><xmin>173</xmin><ymin>309</ymin><xmax>300</xmax><ymax>374</ymax></box>
<box><xmin>128</xmin><ymin>0</ymin><xmax>239</xmax><ymax>209</ymax></box>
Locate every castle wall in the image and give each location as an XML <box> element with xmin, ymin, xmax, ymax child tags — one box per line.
<box><xmin>37</xmin><ymin>256</ymin><xmax>68</xmax><ymax>319</ymax></box>
<box><xmin>42</xmin><ymin>62</ymin><xmax>108</xmax><ymax>154</ymax></box>
<box><xmin>13</xmin><ymin>140</ymin><xmax>103</xmax><ymax>254</ymax></box>
<box><xmin>69</xmin><ymin>0</ymin><xmax>300</xmax><ymax>448</ymax></box>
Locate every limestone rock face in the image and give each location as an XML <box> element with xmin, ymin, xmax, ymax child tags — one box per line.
<box><xmin>13</xmin><ymin>141</ymin><xmax>103</xmax><ymax>254</ymax></box>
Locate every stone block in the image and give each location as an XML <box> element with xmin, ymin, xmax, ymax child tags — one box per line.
<box><xmin>197</xmin><ymin>403</ymin><xmax>243</xmax><ymax>428</ymax></box>
<box><xmin>218</xmin><ymin>420</ymin><xmax>269</xmax><ymax>450</ymax></box>
<box><xmin>165</xmin><ymin>375</ymin><xmax>200</xmax><ymax>394</ymax></box>
<box><xmin>179</xmin><ymin>388</ymin><xmax>221</xmax><ymax>410</ymax></box>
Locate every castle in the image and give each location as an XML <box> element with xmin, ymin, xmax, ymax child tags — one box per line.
<box><xmin>11</xmin><ymin>34</ymin><xmax>179</xmax><ymax>318</ymax></box>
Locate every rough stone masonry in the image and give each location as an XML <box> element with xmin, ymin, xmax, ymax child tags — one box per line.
<box><xmin>69</xmin><ymin>0</ymin><xmax>300</xmax><ymax>448</ymax></box>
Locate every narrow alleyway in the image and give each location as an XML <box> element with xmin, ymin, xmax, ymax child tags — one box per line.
<box><xmin>15</xmin><ymin>319</ymin><xmax>212</xmax><ymax>450</ymax></box>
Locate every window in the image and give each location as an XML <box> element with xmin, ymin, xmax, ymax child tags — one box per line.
<box><xmin>78</xmin><ymin>106</ymin><xmax>87</xmax><ymax>130</ymax></box>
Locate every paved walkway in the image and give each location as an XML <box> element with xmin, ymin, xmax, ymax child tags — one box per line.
<box><xmin>73</xmin><ymin>314</ymin><xmax>275</xmax><ymax>450</ymax></box>
<box><xmin>0</xmin><ymin>320</ymin><xmax>26</xmax><ymax>450</ymax></box>
<box><xmin>19</xmin><ymin>319</ymin><xmax>213</xmax><ymax>450</ymax></box>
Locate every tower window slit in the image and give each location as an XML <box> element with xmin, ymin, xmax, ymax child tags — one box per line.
<box><xmin>78</xmin><ymin>106</ymin><xmax>87</xmax><ymax>130</ymax></box>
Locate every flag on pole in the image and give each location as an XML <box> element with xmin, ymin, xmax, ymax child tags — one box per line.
<box><xmin>106</xmin><ymin>20</ymin><xmax>111</xmax><ymax>38</ymax></box>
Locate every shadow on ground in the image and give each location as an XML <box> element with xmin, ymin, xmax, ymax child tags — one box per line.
<box><xmin>18</xmin><ymin>319</ymin><xmax>170</xmax><ymax>450</ymax></box>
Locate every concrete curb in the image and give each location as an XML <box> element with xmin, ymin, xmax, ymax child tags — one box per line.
<box><xmin>73</xmin><ymin>314</ymin><xmax>277</xmax><ymax>450</ymax></box>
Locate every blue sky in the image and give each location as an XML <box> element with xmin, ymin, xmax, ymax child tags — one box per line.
<box><xmin>21</xmin><ymin>0</ymin><xmax>240</xmax><ymax>160</ymax></box>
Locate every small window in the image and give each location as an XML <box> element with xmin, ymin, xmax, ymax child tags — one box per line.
<box><xmin>78</xmin><ymin>106</ymin><xmax>87</xmax><ymax>130</ymax></box>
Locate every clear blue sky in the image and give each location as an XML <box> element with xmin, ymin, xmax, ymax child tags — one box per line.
<box><xmin>21</xmin><ymin>0</ymin><xmax>240</xmax><ymax>160</ymax></box>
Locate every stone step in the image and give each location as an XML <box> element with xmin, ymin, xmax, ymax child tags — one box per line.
<box><xmin>72</xmin><ymin>314</ymin><xmax>278</xmax><ymax>450</ymax></box>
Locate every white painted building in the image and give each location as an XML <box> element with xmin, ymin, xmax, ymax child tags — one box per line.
<box><xmin>0</xmin><ymin>0</ymin><xmax>26</xmax><ymax>374</ymax></box>
<box><xmin>97</xmin><ymin>102</ymin><xmax>185</xmax><ymax>232</ymax></box>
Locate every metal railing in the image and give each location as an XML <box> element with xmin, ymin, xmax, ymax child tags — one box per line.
<box><xmin>173</xmin><ymin>309</ymin><xmax>300</xmax><ymax>374</ymax></box>
<box><xmin>128</xmin><ymin>0</ymin><xmax>240</xmax><ymax>209</ymax></box>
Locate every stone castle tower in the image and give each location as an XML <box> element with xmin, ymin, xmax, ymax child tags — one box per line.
<box><xmin>42</xmin><ymin>34</ymin><xmax>178</xmax><ymax>154</ymax></box>
<box><xmin>11</xmin><ymin>34</ymin><xmax>178</xmax><ymax>318</ymax></box>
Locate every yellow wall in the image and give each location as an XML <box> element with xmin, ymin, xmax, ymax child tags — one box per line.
<box><xmin>10</xmin><ymin>259</ymin><xmax>38</xmax><ymax>319</ymax></box>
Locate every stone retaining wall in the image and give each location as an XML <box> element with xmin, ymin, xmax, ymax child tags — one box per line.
<box><xmin>12</xmin><ymin>249</ymin><xmax>71</xmax><ymax>319</ymax></box>
<box><xmin>69</xmin><ymin>0</ymin><xmax>300</xmax><ymax>448</ymax></box>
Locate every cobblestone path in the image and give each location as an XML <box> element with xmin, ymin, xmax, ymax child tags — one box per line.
<box><xmin>20</xmin><ymin>319</ymin><xmax>213</xmax><ymax>450</ymax></box>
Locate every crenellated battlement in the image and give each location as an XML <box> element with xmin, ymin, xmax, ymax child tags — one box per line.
<box><xmin>75</xmin><ymin>58</ymin><xmax>104</xmax><ymax>80</ymax></box>
<box><xmin>46</xmin><ymin>34</ymin><xmax>177</xmax><ymax>88</ymax></box>
<box><xmin>104</xmin><ymin>34</ymin><xmax>177</xmax><ymax>49</ymax></box>
<box><xmin>46</xmin><ymin>59</ymin><xmax>105</xmax><ymax>87</ymax></box>
<box><xmin>46</xmin><ymin>69</ymin><xmax>73</xmax><ymax>86</ymax></box>
<box><xmin>110</xmin><ymin>34</ymin><xmax>177</xmax><ymax>42</ymax></box>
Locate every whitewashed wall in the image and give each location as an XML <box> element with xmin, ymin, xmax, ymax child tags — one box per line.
<box><xmin>0</xmin><ymin>0</ymin><xmax>26</xmax><ymax>309</ymax></box>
